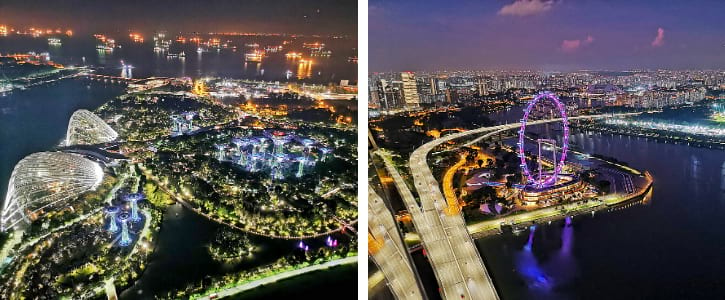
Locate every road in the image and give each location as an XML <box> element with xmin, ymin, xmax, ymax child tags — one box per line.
<box><xmin>408</xmin><ymin>148</ymin><xmax>499</xmax><ymax>300</ymax></box>
<box><xmin>368</xmin><ymin>186</ymin><xmax>424</xmax><ymax>300</ymax></box>
<box><xmin>377</xmin><ymin>150</ymin><xmax>491</xmax><ymax>299</ymax></box>
<box><xmin>378</xmin><ymin>113</ymin><xmax>640</xmax><ymax>299</ymax></box>
<box><xmin>418</xmin><ymin>113</ymin><xmax>648</xmax><ymax>238</ymax></box>
<box><xmin>196</xmin><ymin>256</ymin><xmax>357</xmax><ymax>300</ymax></box>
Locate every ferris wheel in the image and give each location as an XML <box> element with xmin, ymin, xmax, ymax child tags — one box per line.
<box><xmin>517</xmin><ymin>91</ymin><xmax>570</xmax><ymax>188</ymax></box>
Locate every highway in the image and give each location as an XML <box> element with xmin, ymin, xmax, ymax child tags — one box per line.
<box><xmin>196</xmin><ymin>256</ymin><xmax>358</xmax><ymax>300</ymax></box>
<box><xmin>377</xmin><ymin>113</ymin><xmax>639</xmax><ymax>299</ymax></box>
<box><xmin>408</xmin><ymin>150</ymin><xmax>499</xmax><ymax>300</ymax></box>
<box><xmin>377</xmin><ymin>150</ymin><xmax>492</xmax><ymax>299</ymax></box>
<box><xmin>368</xmin><ymin>186</ymin><xmax>424</xmax><ymax>300</ymax></box>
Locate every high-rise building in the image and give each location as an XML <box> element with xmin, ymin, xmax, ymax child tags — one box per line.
<box><xmin>400</xmin><ymin>72</ymin><xmax>420</xmax><ymax>108</ymax></box>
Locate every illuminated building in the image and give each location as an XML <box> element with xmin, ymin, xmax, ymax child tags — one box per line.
<box><xmin>66</xmin><ymin>109</ymin><xmax>119</xmax><ymax>146</ymax></box>
<box><xmin>519</xmin><ymin>174</ymin><xmax>586</xmax><ymax>205</ymax></box>
<box><xmin>1</xmin><ymin>152</ymin><xmax>104</xmax><ymax>231</ymax></box>
<box><xmin>193</xmin><ymin>79</ymin><xmax>207</xmax><ymax>96</ymax></box>
<box><xmin>400</xmin><ymin>72</ymin><xmax>420</xmax><ymax>108</ymax></box>
<box><xmin>121</xmin><ymin>62</ymin><xmax>133</xmax><ymax>78</ymax></box>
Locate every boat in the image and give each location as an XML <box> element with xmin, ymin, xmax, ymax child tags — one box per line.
<box><xmin>264</xmin><ymin>45</ymin><xmax>282</xmax><ymax>53</ymax></box>
<box><xmin>48</xmin><ymin>38</ymin><xmax>61</xmax><ymax>46</ymax></box>
<box><xmin>285</xmin><ymin>52</ymin><xmax>302</xmax><ymax>59</ymax></box>
<box><xmin>245</xmin><ymin>50</ymin><xmax>263</xmax><ymax>62</ymax></box>
<box><xmin>311</xmin><ymin>50</ymin><xmax>332</xmax><ymax>57</ymax></box>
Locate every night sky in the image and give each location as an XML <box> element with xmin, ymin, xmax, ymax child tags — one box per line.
<box><xmin>0</xmin><ymin>0</ymin><xmax>357</xmax><ymax>35</ymax></box>
<box><xmin>370</xmin><ymin>0</ymin><xmax>725</xmax><ymax>72</ymax></box>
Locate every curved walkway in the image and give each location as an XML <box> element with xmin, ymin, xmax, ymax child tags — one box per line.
<box><xmin>196</xmin><ymin>256</ymin><xmax>357</xmax><ymax>300</ymax></box>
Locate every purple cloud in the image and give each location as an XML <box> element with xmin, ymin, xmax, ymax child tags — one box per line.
<box><xmin>560</xmin><ymin>35</ymin><xmax>594</xmax><ymax>53</ymax></box>
<box><xmin>651</xmin><ymin>27</ymin><xmax>665</xmax><ymax>47</ymax></box>
<box><xmin>498</xmin><ymin>0</ymin><xmax>555</xmax><ymax>17</ymax></box>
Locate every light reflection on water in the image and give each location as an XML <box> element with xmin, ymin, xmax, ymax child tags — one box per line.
<box><xmin>514</xmin><ymin>219</ymin><xmax>577</xmax><ymax>298</ymax></box>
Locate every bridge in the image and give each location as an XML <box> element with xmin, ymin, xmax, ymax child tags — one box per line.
<box><xmin>81</xmin><ymin>73</ymin><xmax>139</xmax><ymax>84</ymax></box>
<box><xmin>375</xmin><ymin>112</ymin><xmax>640</xmax><ymax>299</ymax></box>
<box><xmin>368</xmin><ymin>186</ymin><xmax>424</xmax><ymax>300</ymax></box>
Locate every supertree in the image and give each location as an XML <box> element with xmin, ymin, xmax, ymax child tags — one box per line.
<box><xmin>123</xmin><ymin>193</ymin><xmax>144</xmax><ymax>222</ymax></box>
<box><xmin>231</xmin><ymin>138</ymin><xmax>247</xmax><ymax>165</ymax></box>
<box><xmin>296</xmin><ymin>156</ymin><xmax>306</xmax><ymax>178</ymax></box>
<box><xmin>182</xmin><ymin>111</ymin><xmax>197</xmax><ymax>129</ymax></box>
<box><xmin>104</xmin><ymin>206</ymin><xmax>120</xmax><ymax>233</ymax></box>
<box><xmin>170</xmin><ymin>115</ymin><xmax>186</xmax><ymax>135</ymax></box>
<box><xmin>117</xmin><ymin>212</ymin><xmax>132</xmax><ymax>247</ymax></box>
<box><xmin>272</xmin><ymin>153</ymin><xmax>286</xmax><ymax>179</ymax></box>
<box><xmin>300</xmin><ymin>139</ymin><xmax>315</xmax><ymax>160</ymax></box>
<box><xmin>258</xmin><ymin>137</ymin><xmax>269</xmax><ymax>159</ymax></box>
<box><xmin>319</xmin><ymin>147</ymin><xmax>332</xmax><ymax>162</ymax></box>
<box><xmin>215</xmin><ymin>144</ymin><xmax>227</xmax><ymax>161</ymax></box>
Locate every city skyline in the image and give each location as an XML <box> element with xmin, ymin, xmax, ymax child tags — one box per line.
<box><xmin>370</xmin><ymin>0</ymin><xmax>725</xmax><ymax>72</ymax></box>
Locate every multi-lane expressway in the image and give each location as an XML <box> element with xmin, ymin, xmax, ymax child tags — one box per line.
<box><xmin>375</xmin><ymin>112</ymin><xmax>639</xmax><ymax>299</ymax></box>
<box><xmin>377</xmin><ymin>149</ymin><xmax>496</xmax><ymax>300</ymax></box>
<box><xmin>368</xmin><ymin>186</ymin><xmax>425</xmax><ymax>300</ymax></box>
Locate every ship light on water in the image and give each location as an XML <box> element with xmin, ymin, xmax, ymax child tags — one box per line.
<box><xmin>285</xmin><ymin>52</ymin><xmax>302</xmax><ymax>59</ymax></box>
<box><xmin>245</xmin><ymin>50</ymin><xmax>264</xmax><ymax>62</ymax></box>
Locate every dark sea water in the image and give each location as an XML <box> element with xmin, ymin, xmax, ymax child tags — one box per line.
<box><xmin>0</xmin><ymin>35</ymin><xmax>357</xmax><ymax>84</ymax></box>
<box><xmin>473</xmin><ymin>107</ymin><xmax>725</xmax><ymax>299</ymax></box>
<box><xmin>120</xmin><ymin>203</ymin><xmax>356</xmax><ymax>300</ymax></box>
<box><xmin>0</xmin><ymin>79</ymin><xmax>125</xmax><ymax>200</ymax></box>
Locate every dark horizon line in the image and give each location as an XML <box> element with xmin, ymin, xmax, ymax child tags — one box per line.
<box><xmin>370</xmin><ymin>68</ymin><xmax>725</xmax><ymax>73</ymax></box>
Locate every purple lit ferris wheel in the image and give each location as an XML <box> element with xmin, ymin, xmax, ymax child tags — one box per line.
<box><xmin>517</xmin><ymin>91</ymin><xmax>570</xmax><ymax>188</ymax></box>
